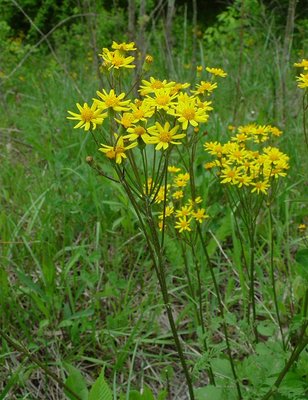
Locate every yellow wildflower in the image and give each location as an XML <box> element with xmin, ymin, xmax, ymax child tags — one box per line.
<box><xmin>191</xmin><ymin>81</ymin><xmax>218</xmax><ymax>96</ymax></box>
<box><xmin>139</xmin><ymin>77</ymin><xmax>175</xmax><ymax>95</ymax></box>
<box><xmin>158</xmin><ymin>206</ymin><xmax>174</xmax><ymax>219</ymax></box>
<box><xmin>235</xmin><ymin>175</ymin><xmax>252</xmax><ymax>187</ymax></box>
<box><xmin>206</xmin><ymin>67</ymin><xmax>227</xmax><ymax>77</ymax></box>
<box><xmin>175</xmin><ymin>205</ymin><xmax>192</xmax><ymax>218</ymax></box>
<box><xmin>173</xmin><ymin>173</ymin><xmax>190</xmax><ymax>188</ymax></box>
<box><xmin>296</xmin><ymin>73</ymin><xmax>308</xmax><ymax>89</ymax></box>
<box><xmin>251</xmin><ymin>180</ymin><xmax>270</xmax><ymax>194</ymax></box>
<box><xmin>220</xmin><ymin>166</ymin><xmax>242</xmax><ymax>184</ymax></box>
<box><xmin>294</xmin><ymin>59</ymin><xmax>308</xmax><ymax>70</ymax></box>
<box><xmin>100</xmin><ymin>49</ymin><xmax>135</xmax><ymax>70</ymax></box>
<box><xmin>99</xmin><ymin>134</ymin><xmax>137</xmax><ymax>164</ymax></box>
<box><xmin>147</xmin><ymin>122</ymin><xmax>186</xmax><ymax>150</ymax></box>
<box><xmin>204</xmin><ymin>141</ymin><xmax>224</xmax><ymax>157</ymax></box>
<box><xmin>144</xmin><ymin>89</ymin><xmax>178</xmax><ymax>111</ymax></box>
<box><xmin>170</xmin><ymin>94</ymin><xmax>209</xmax><ymax>130</ymax></box>
<box><xmin>175</xmin><ymin>216</ymin><xmax>192</xmax><ymax>233</ymax></box>
<box><xmin>188</xmin><ymin>196</ymin><xmax>202</xmax><ymax>206</ymax></box>
<box><xmin>267</xmin><ymin>125</ymin><xmax>282</xmax><ymax>137</ymax></box>
<box><xmin>111</xmin><ymin>41</ymin><xmax>137</xmax><ymax>51</ymax></box>
<box><xmin>115</xmin><ymin>112</ymin><xmax>135</xmax><ymax>128</ymax></box>
<box><xmin>168</xmin><ymin>166</ymin><xmax>181</xmax><ymax>173</ymax></box>
<box><xmin>170</xmin><ymin>82</ymin><xmax>190</xmax><ymax>95</ymax></box>
<box><xmin>204</xmin><ymin>162</ymin><xmax>216</xmax><ymax>169</ymax></box>
<box><xmin>95</xmin><ymin>89</ymin><xmax>130</xmax><ymax>112</ymax></box>
<box><xmin>172</xmin><ymin>190</ymin><xmax>184</xmax><ymax>199</ymax></box>
<box><xmin>67</xmin><ymin>102</ymin><xmax>107</xmax><ymax>131</ymax></box>
<box><xmin>124</xmin><ymin>125</ymin><xmax>152</xmax><ymax>143</ymax></box>
<box><xmin>193</xmin><ymin>208</ymin><xmax>209</xmax><ymax>223</ymax></box>
<box><xmin>154</xmin><ymin>186</ymin><xmax>170</xmax><ymax>204</ymax></box>
<box><xmin>129</xmin><ymin>101</ymin><xmax>154</xmax><ymax>122</ymax></box>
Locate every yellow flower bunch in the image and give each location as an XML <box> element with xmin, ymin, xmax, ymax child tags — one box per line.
<box><xmin>204</xmin><ymin>124</ymin><xmax>289</xmax><ymax>195</ymax></box>
<box><xmin>67</xmin><ymin>42</ymin><xmax>225</xmax><ymax>163</ymax></box>
<box><xmin>294</xmin><ymin>58</ymin><xmax>308</xmax><ymax>89</ymax></box>
<box><xmin>156</xmin><ymin>168</ymin><xmax>209</xmax><ymax>233</ymax></box>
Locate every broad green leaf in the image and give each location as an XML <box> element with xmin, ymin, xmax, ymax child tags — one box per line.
<box><xmin>257</xmin><ymin>322</ymin><xmax>276</xmax><ymax>337</ymax></box>
<box><xmin>128</xmin><ymin>390</ymin><xmax>142</xmax><ymax>400</ymax></box>
<box><xmin>128</xmin><ymin>387</ymin><xmax>155</xmax><ymax>400</ymax></box>
<box><xmin>195</xmin><ymin>385</ymin><xmax>223</xmax><ymax>400</ymax></box>
<box><xmin>140</xmin><ymin>387</ymin><xmax>155</xmax><ymax>400</ymax></box>
<box><xmin>88</xmin><ymin>371</ymin><xmax>112</xmax><ymax>400</ymax></box>
<box><xmin>64</xmin><ymin>363</ymin><xmax>88</xmax><ymax>400</ymax></box>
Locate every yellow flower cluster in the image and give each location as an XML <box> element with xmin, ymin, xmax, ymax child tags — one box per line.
<box><xmin>294</xmin><ymin>58</ymin><xmax>308</xmax><ymax>89</ymax></box>
<box><xmin>155</xmin><ymin>167</ymin><xmax>209</xmax><ymax>233</ymax></box>
<box><xmin>204</xmin><ymin>124</ymin><xmax>289</xmax><ymax>195</ymax></box>
<box><xmin>99</xmin><ymin>41</ymin><xmax>136</xmax><ymax>70</ymax></box>
<box><xmin>67</xmin><ymin>41</ymin><xmax>226</xmax><ymax>164</ymax></box>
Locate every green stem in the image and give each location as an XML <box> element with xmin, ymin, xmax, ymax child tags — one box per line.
<box><xmin>116</xmin><ymin>167</ymin><xmax>195</xmax><ymax>399</ymax></box>
<box><xmin>248</xmin><ymin>226</ymin><xmax>259</xmax><ymax>342</ymax></box>
<box><xmin>190</xmin><ymin>240</ymin><xmax>216</xmax><ymax>385</ymax></box>
<box><xmin>146</xmin><ymin>204</ymin><xmax>195</xmax><ymax>400</ymax></box>
<box><xmin>303</xmin><ymin>90</ymin><xmax>308</xmax><ymax>150</ymax></box>
<box><xmin>0</xmin><ymin>330</ymin><xmax>82</xmax><ymax>400</ymax></box>
<box><xmin>160</xmin><ymin>155</ymin><xmax>169</xmax><ymax>248</ymax></box>
<box><xmin>197</xmin><ymin>226</ymin><xmax>243</xmax><ymax>399</ymax></box>
<box><xmin>268</xmin><ymin>204</ymin><xmax>286</xmax><ymax>350</ymax></box>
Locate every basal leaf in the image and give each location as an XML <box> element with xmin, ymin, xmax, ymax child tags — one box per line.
<box><xmin>88</xmin><ymin>371</ymin><xmax>112</xmax><ymax>400</ymax></box>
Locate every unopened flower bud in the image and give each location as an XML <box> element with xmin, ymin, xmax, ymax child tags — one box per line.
<box><xmin>145</xmin><ymin>54</ymin><xmax>153</xmax><ymax>64</ymax></box>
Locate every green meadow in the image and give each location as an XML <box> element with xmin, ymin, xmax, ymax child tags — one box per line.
<box><xmin>1</xmin><ymin>1</ymin><xmax>308</xmax><ymax>399</ymax></box>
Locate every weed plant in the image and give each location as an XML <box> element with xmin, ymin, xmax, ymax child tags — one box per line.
<box><xmin>1</xmin><ymin>2</ymin><xmax>308</xmax><ymax>400</ymax></box>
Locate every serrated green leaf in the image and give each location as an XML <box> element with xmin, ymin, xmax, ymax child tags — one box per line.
<box><xmin>88</xmin><ymin>371</ymin><xmax>112</xmax><ymax>400</ymax></box>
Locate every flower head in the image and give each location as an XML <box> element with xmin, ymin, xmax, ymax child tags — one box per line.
<box><xmin>294</xmin><ymin>59</ymin><xmax>308</xmax><ymax>70</ymax></box>
<box><xmin>175</xmin><ymin>216</ymin><xmax>192</xmax><ymax>233</ymax></box>
<box><xmin>193</xmin><ymin>208</ymin><xmax>209</xmax><ymax>223</ymax></box>
<box><xmin>111</xmin><ymin>41</ymin><xmax>137</xmax><ymax>51</ymax></box>
<box><xmin>99</xmin><ymin>134</ymin><xmax>137</xmax><ymax>164</ymax></box>
<box><xmin>124</xmin><ymin>125</ymin><xmax>152</xmax><ymax>143</ymax></box>
<box><xmin>191</xmin><ymin>81</ymin><xmax>218</xmax><ymax>96</ymax></box>
<box><xmin>296</xmin><ymin>73</ymin><xmax>308</xmax><ymax>89</ymax></box>
<box><xmin>251</xmin><ymin>180</ymin><xmax>270</xmax><ymax>195</ymax></box>
<box><xmin>100</xmin><ymin>49</ymin><xmax>135</xmax><ymax>70</ymax></box>
<box><xmin>147</xmin><ymin>122</ymin><xmax>186</xmax><ymax>150</ymax></box>
<box><xmin>170</xmin><ymin>94</ymin><xmax>209</xmax><ymax>130</ymax></box>
<box><xmin>67</xmin><ymin>102</ymin><xmax>107</xmax><ymax>131</ymax></box>
<box><xmin>139</xmin><ymin>77</ymin><xmax>175</xmax><ymax>96</ymax></box>
<box><xmin>95</xmin><ymin>89</ymin><xmax>131</xmax><ymax>112</ymax></box>
<box><xmin>206</xmin><ymin>67</ymin><xmax>227</xmax><ymax>77</ymax></box>
<box><xmin>144</xmin><ymin>89</ymin><xmax>178</xmax><ymax>111</ymax></box>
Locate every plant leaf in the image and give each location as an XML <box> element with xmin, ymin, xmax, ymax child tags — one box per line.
<box><xmin>88</xmin><ymin>371</ymin><xmax>112</xmax><ymax>400</ymax></box>
<box><xmin>64</xmin><ymin>363</ymin><xmax>88</xmax><ymax>400</ymax></box>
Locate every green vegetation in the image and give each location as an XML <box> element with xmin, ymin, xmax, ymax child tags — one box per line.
<box><xmin>1</xmin><ymin>1</ymin><xmax>308</xmax><ymax>399</ymax></box>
